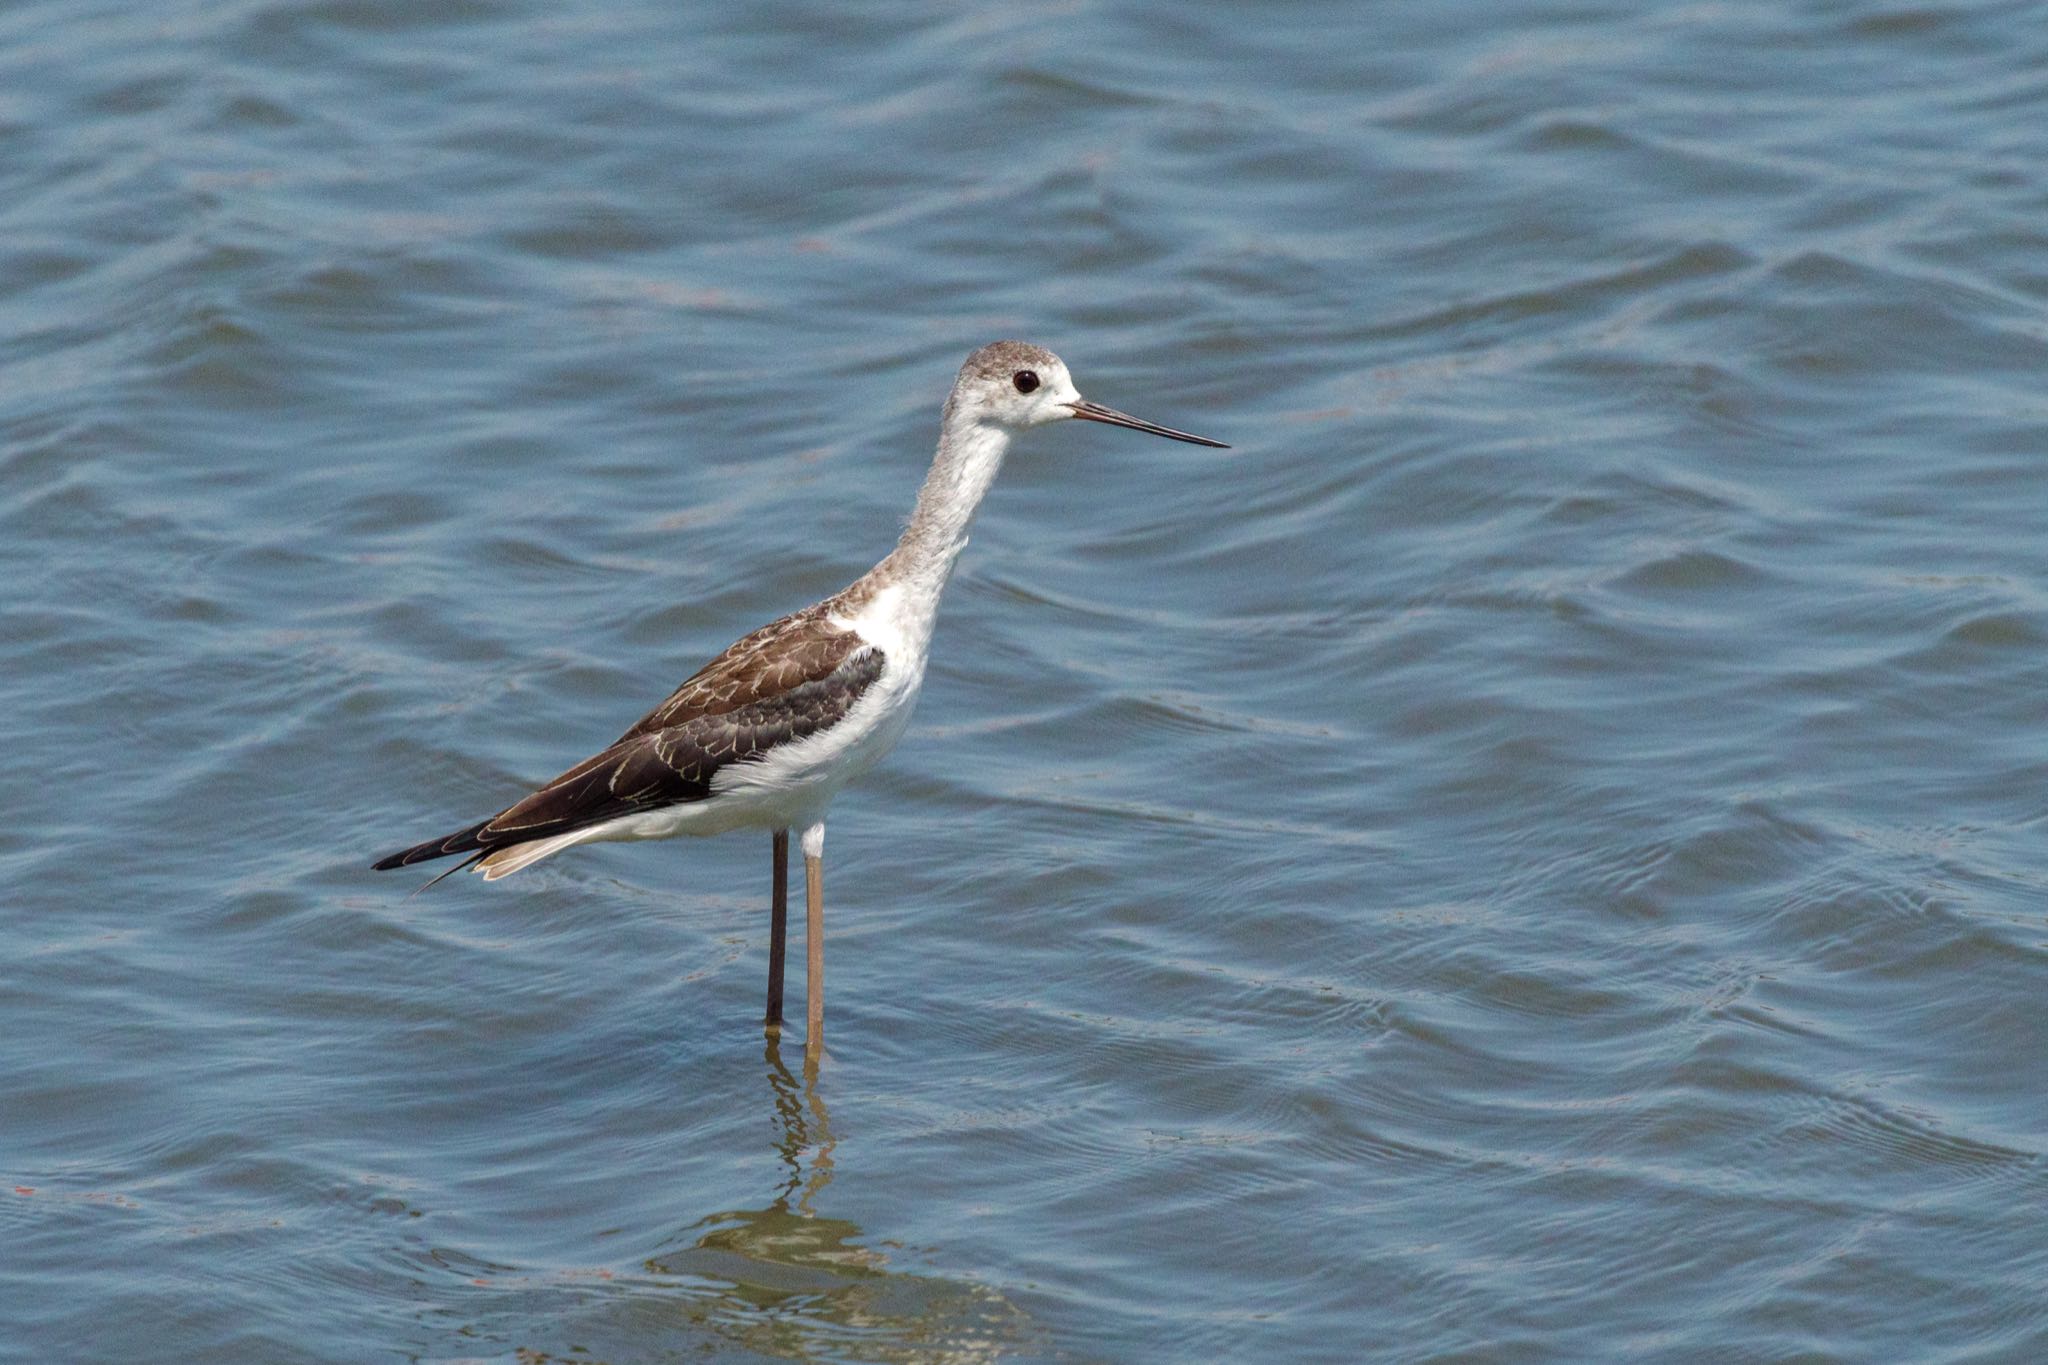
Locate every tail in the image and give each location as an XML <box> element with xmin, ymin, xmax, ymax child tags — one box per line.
<box><xmin>372</xmin><ymin>818</ymin><xmax>601</xmax><ymax>887</ymax></box>
<box><xmin>473</xmin><ymin>827</ymin><xmax>604</xmax><ymax>880</ymax></box>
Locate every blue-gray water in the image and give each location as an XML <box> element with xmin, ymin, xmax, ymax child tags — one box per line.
<box><xmin>4</xmin><ymin>2</ymin><xmax>2046</xmax><ymax>1360</ymax></box>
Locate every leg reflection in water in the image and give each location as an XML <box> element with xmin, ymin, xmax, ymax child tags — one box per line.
<box><xmin>649</xmin><ymin>1029</ymin><xmax>877</xmax><ymax>1282</ymax></box>
<box><xmin>513</xmin><ymin>1031</ymin><xmax>1027</xmax><ymax>1362</ymax></box>
<box><xmin>765</xmin><ymin>1026</ymin><xmax>838</xmax><ymax>1223</ymax></box>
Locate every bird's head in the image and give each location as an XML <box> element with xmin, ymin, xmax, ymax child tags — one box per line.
<box><xmin>949</xmin><ymin>340</ymin><xmax>1227</xmax><ymax>448</ymax></box>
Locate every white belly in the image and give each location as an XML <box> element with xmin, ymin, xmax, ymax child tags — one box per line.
<box><xmin>593</xmin><ymin>581</ymin><xmax>933</xmax><ymax>843</ymax></box>
<box><xmin>595</xmin><ymin>653</ymin><xmax>923</xmax><ymax>844</ymax></box>
<box><xmin>705</xmin><ymin>654</ymin><xmax>922</xmax><ymax>822</ymax></box>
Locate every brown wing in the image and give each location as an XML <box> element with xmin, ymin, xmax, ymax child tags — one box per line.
<box><xmin>613</xmin><ymin>601</ymin><xmax>869</xmax><ymax>742</ymax></box>
<box><xmin>477</xmin><ymin>646</ymin><xmax>883</xmax><ymax>843</ymax></box>
<box><xmin>371</xmin><ymin>605</ymin><xmax>882</xmax><ymax>871</ymax></box>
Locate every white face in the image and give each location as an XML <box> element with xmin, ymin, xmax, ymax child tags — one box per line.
<box><xmin>966</xmin><ymin>356</ymin><xmax>1083</xmax><ymax>431</ymax></box>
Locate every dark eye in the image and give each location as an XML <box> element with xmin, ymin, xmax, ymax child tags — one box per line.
<box><xmin>1012</xmin><ymin>370</ymin><xmax>1040</xmax><ymax>394</ymax></box>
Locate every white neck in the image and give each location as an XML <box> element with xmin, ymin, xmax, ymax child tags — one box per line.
<box><xmin>870</xmin><ymin>401</ymin><xmax>1012</xmax><ymax>621</ymax></box>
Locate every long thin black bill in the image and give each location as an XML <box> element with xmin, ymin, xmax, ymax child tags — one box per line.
<box><xmin>1067</xmin><ymin>399</ymin><xmax>1228</xmax><ymax>448</ymax></box>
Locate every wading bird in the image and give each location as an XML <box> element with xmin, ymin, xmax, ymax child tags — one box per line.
<box><xmin>373</xmin><ymin>341</ymin><xmax>1225</xmax><ymax>1058</ymax></box>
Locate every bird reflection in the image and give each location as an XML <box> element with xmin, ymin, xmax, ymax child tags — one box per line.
<box><xmin>655</xmin><ymin>1029</ymin><xmax>879</xmax><ymax>1281</ymax></box>
<box><xmin>636</xmin><ymin>1031</ymin><xmax>1020</xmax><ymax>1361</ymax></box>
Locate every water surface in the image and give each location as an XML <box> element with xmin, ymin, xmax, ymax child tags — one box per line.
<box><xmin>4</xmin><ymin>1</ymin><xmax>2047</xmax><ymax>1360</ymax></box>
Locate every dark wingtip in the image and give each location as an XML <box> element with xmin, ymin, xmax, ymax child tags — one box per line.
<box><xmin>371</xmin><ymin>817</ymin><xmax>494</xmax><ymax>873</ymax></box>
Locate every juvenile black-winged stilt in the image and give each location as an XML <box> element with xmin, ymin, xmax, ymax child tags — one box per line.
<box><xmin>373</xmin><ymin>341</ymin><xmax>1225</xmax><ymax>1060</ymax></box>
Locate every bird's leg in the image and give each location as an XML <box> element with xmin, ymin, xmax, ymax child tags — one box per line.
<box><xmin>802</xmin><ymin>821</ymin><xmax>826</xmax><ymax>1063</ymax></box>
<box><xmin>765</xmin><ymin>829</ymin><xmax>789</xmax><ymax>1028</ymax></box>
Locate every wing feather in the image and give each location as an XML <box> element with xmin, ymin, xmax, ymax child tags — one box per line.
<box><xmin>371</xmin><ymin>614</ymin><xmax>884</xmax><ymax>874</ymax></box>
<box><xmin>615</xmin><ymin>601</ymin><xmax>870</xmax><ymax>742</ymax></box>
